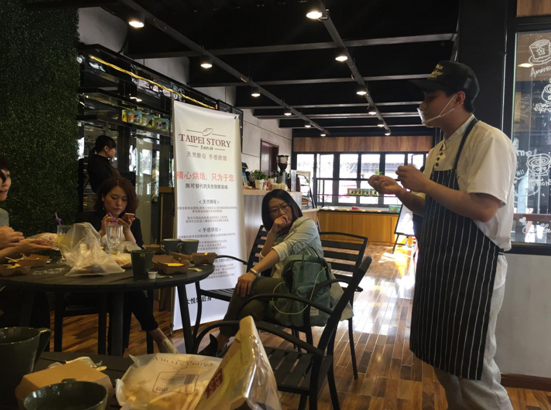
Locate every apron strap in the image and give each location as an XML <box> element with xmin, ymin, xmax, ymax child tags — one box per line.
<box><xmin>452</xmin><ymin>117</ymin><xmax>478</xmax><ymax>172</ymax></box>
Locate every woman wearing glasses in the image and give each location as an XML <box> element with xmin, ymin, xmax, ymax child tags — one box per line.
<box><xmin>200</xmin><ymin>189</ymin><xmax>322</xmax><ymax>356</ymax></box>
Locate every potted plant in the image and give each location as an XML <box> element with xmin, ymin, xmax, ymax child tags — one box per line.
<box><xmin>251</xmin><ymin>170</ymin><xmax>268</xmax><ymax>189</ymax></box>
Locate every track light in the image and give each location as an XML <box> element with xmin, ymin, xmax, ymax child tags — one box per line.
<box><xmin>335</xmin><ymin>49</ymin><xmax>348</xmax><ymax>62</ymax></box>
<box><xmin>251</xmin><ymin>88</ymin><xmax>261</xmax><ymax>98</ymax></box>
<box><xmin>200</xmin><ymin>56</ymin><xmax>213</xmax><ymax>69</ymax></box>
<box><xmin>356</xmin><ymin>87</ymin><xmax>368</xmax><ymax>96</ymax></box>
<box><xmin>320</xmin><ymin>133</ymin><xmax>326</xmax><ymax>137</ymax></box>
<box><xmin>377</xmin><ymin>123</ymin><xmax>385</xmax><ymax>128</ymax></box>
<box><xmin>305</xmin><ymin>123</ymin><xmax>312</xmax><ymax>128</ymax></box>
<box><xmin>128</xmin><ymin>12</ymin><xmax>145</xmax><ymax>28</ymax></box>
<box><xmin>368</xmin><ymin>110</ymin><xmax>377</xmax><ymax>115</ymax></box>
<box><xmin>306</xmin><ymin>10</ymin><xmax>323</xmax><ymax>19</ymax></box>
<box><xmin>284</xmin><ymin>108</ymin><xmax>292</xmax><ymax>116</ymax></box>
<box><xmin>385</xmin><ymin>131</ymin><xmax>391</xmax><ymax>136</ymax></box>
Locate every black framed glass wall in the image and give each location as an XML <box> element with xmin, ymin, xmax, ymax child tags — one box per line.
<box><xmin>509</xmin><ymin>28</ymin><xmax>551</xmax><ymax>246</ymax></box>
<box><xmin>296</xmin><ymin>152</ymin><xmax>427</xmax><ymax>207</ymax></box>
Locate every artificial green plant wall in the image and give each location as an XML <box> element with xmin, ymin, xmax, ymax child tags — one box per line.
<box><xmin>0</xmin><ymin>0</ymin><xmax>79</xmax><ymax>235</ymax></box>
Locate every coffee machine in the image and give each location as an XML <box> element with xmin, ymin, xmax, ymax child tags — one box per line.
<box><xmin>276</xmin><ymin>155</ymin><xmax>289</xmax><ymax>183</ymax></box>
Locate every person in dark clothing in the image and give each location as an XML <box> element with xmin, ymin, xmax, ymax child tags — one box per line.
<box><xmin>76</xmin><ymin>177</ymin><xmax>177</xmax><ymax>353</ymax></box>
<box><xmin>87</xmin><ymin>135</ymin><xmax>120</xmax><ymax>193</ymax></box>
<box><xmin>411</xmin><ymin>165</ymin><xmax>425</xmax><ymax>249</ymax></box>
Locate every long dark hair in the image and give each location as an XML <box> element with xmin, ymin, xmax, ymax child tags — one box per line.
<box><xmin>93</xmin><ymin>135</ymin><xmax>116</xmax><ymax>154</ymax></box>
<box><xmin>261</xmin><ymin>189</ymin><xmax>302</xmax><ymax>231</ymax></box>
<box><xmin>0</xmin><ymin>154</ymin><xmax>10</xmax><ymax>183</ymax></box>
<box><xmin>94</xmin><ymin>177</ymin><xmax>138</xmax><ymax>214</ymax></box>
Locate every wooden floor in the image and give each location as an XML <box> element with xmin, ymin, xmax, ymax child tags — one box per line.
<box><xmin>53</xmin><ymin>244</ymin><xmax>551</xmax><ymax>410</ymax></box>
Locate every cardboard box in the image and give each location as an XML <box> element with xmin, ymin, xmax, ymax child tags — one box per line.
<box><xmin>158</xmin><ymin>260</ymin><xmax>189</xmax><ymax>275</ymax></box>
<box><xmin>143</xmin><ymin>244</ymin><xmax>164</xmax><ymax>255</ymax></box>
<box><xmin>168</xmin><ymin>251</ymin><xmax>192</xmax><ymax>263</ymax></box>
<box><xmin>191</xmin><ymin>252</ymin><xmax>217</xmax><ymax>265</ymax></box>
<box><xmin>17</xmin><ymin>254</ymin><xmax>50</xmax><ymax>268</ymax></box>
<box><xmin>0</xmin><ymin>264</ymin><xmax>31</xmax><ymax>277</ymax></box>
<box><xmin>15</xmin><ymin>361</ymin><xmax>112</xmax><ymax>408</ymax></box>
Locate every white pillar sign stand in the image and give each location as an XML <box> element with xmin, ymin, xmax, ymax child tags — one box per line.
<box><xmin>172</xmin><ymin>100</ymin><xmax>246</xmax><ymax>336</ymax></box>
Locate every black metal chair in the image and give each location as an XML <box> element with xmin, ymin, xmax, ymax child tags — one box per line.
<box><xmin>193</xmin><ymin>225</ymin><xmax>268</xmax><ymax>339</ymax></box>
<box><xmin>193</xmin><ymin>255</ymin><xmax>372</xmax><ymax>410</ymax></box>
<box><xmin>319</xmin><ymin>232</ymin><xmax>368</xmax><ymax>379</ymax></box>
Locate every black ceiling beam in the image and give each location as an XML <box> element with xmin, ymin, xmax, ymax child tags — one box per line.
<box><xmin>279</xmin><ymin>116</ymin><xmax>421</xmax><ymax>128</ymax></box>
<box><xmin>256</xmin><ymin>112</ymin><xmax>419</xmax><ymax>120</ymax></box>
<box><xmin>238</xmin><ymin>101</ymin><xmax>423</xmax><ymax>109</ymax></box>
<box><xmin>24</xmin><ymin>0</ymin><xmax>115</xmax><ymax>9</ymax></box>
<box><xmin>292</xmin><ymin>128</ymin><xmax>432</xmax><ymax>138</ymax></box>
<box><xmin>189</xmin><ymin>74</ymin><xmax>429</xmax><ymax>88</ymax></box>
<box><xmin>117</xmin><ymin>0</ymin><xmax>330</xmax><ymax>135</ymax></box>
<box><xmin>128</xmin><ymin>33</ymin><xmax>455</xmax><ymax>59</ymax></box>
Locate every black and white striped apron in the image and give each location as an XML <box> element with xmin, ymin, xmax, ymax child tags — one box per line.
<box><xmin>410</xmin><ymin>118</ymin><xmax>501</xmax><ymax>380</ymax></box>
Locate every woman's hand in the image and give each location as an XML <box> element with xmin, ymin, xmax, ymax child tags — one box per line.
<box><xmin>269</xmin><ymin>215</ymin><xmax>290</xmax><ymax>235</ymax></box>
<box><xmin>99</xmin><ymin>214</ymin><xmax>115</xmax><ymax>236</ymax></box>
<box><xmin>236</xmin><ymin>272</ymin><xmax>257</xmax><ymax>297</ymax></box>
<box><xmin>14</xmin><ymin>238</ymin><xmax>53</xmax><ymax>255</ymax></box>
<box><xmin>0</xmin><ymin>227</ymin><xmax>24</xmax><ymax>250</ymax></box>
<box><xmin>117</xmin><ymin>216</ymin><xmax>134</xmax><ymax>232</ymax></box>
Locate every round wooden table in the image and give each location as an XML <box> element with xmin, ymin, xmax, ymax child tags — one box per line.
<box><xmin>0</xmin><ymin>265</ymin><xmax>214</xmax><ymax>356</ymax></box>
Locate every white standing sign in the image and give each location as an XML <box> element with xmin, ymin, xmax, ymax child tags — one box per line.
<box><xmin>172</xmin><ymin>101</ymin><xmax>246</xmax><ymax>330</ymax></box>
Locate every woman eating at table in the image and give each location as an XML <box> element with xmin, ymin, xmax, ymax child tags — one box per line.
<box><xmin>0</xmin><ymin>154</ymin><xmax>53</xmax><ymax>328</ymax></box>
<box><xmin>200</xmin><ymin>189</ymin><xmax>325</xmax><ymax>356</ymax></box>
<box><xmin>77</xmin><ymin>177</ymin><xmax>177</xmax><ymax>354</ymax></box>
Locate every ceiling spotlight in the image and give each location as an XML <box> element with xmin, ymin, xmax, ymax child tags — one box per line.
<box><xmin>335</xmin><ymin>49</ymin><xmax>348</xmax><ymax>62</ymax></box>
<box><xmin>251</xmin><ymin>87</ymin><xmax>261</xmax><ymax>98</ymax></box>
<box><xmin>306</xmin><ymin>10</ymin><xmax>323</xmax><ymax>19</ymax></box>
<box><xmin>368</xmin><ymin>110</ymin><xmax>377</xmax><ymax>115</ymax></box>
<box><xmin>377</xmin><ymin>123</ymin><xmax>385</xmax><ymax>128</ymax></box>
<box><xmin>320</xmin><ymin>133</ymin><xmax>326</xmax><ymax>137</ymax></box>
<box><xmin>356</xmin><ymin>87</ymin><xmax>368</xmax><ymax>96</ymax></box>
<box><xmin>200</xmin><ymin>56</ymin><xmax>213</xmax><ymax>69</ymax></box>
<box><xmin>518</xmin><ymin>62</ymin><xmax>534</xmax><ymax>68</ymax></box>
<box><xmin>128</xmin><ymin>12</ymin><xmax>145</xmax><ymax>28</ymax></box>
<box><xmin>284</xmin><ymin>108</ymin><xmax>292</xmax><ymax>116</ymax></box>
<box><xmin>305</xmin><ymin>123</ymin><xmax>312</xmax><ymax>128</ymax></box>
<box><xmin>385</xmin><ymin>131</ymin><xmax>391</xmax><ymax>136</ymax></box>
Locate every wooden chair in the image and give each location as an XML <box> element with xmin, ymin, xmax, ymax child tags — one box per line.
<box><xmin>319</xmin><ymin>232</ymin><xmax>368</xmax><ymax>379</ymax></box>
<box><xmin>193</xmin><ymin>255</ymin><xmax>373</xmax><ymax>410</ymax></box>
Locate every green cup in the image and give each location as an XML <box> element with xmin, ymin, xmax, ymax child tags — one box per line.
<box><xmin>131</xmin><ymin>250</ymin><xmax>154</xmax><ymax>280</ymax></box>
<box><xmin>24</xmin><ymin>379</ymin><xmax>108</xmax><ymax>410</ymax></box>
<box><xmin>0</xmin><ymin>327</ymin><xmax>51</xmax><ymax>405</ymax></box>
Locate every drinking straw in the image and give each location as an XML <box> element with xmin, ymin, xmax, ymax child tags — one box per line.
<box><xmin>108</xmin><ymin>213</ymin><xmax>118</xmax><ymax>223</ymax></box>
<box><xmin>55</xmin><ymin>213</ymin><xmax>62</xmax><ymax>226</ymax></box>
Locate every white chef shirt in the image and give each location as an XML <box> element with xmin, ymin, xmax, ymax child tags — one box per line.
<box><xmin>421</xmin><ymin>115</ymin><xmax>517</xmax><ymax>289</ymax></box>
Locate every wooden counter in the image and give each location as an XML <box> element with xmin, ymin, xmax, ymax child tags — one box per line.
<box><xmin>318</xmin><ymin>208</ymin><xmax>399</xmax><ymax>245</ymax></box>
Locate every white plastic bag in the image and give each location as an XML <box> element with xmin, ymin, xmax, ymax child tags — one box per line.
<box><xmin>59</xmin><ymin>223</ymin><xmax>124</xmax><ymax>276</ymax></box>
<box><xmin>115</xmin><ymin>353</ymin><xmax>222</xmax><ymax>410</ymax></box>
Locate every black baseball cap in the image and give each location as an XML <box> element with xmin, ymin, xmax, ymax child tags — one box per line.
<box><xmin>411</xmin><ymin>61</ymin><xmax>480</xmax><ymax>100</ymax></box>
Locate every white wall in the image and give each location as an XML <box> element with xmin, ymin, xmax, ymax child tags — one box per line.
<box><xmin>78</xmin><ymin>8</ymin><xmax>189</xmax><ymax>84</ymax></box>
<box><xmin>495</xmin><ymin>253</ymin><xmax>551</xmax><ymax>378</ymax></box>
<box><xmin>241</xmin><ymin>109</ymin><xmax>292</xmax><ymax>172</ymax></box>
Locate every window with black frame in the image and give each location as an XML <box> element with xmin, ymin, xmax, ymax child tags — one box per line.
<box><xmin>307</xmin><ymin>152</ymin><xmax>427</xmax><ymax>207</ymax></box>
<box><xmin>512</xmin><ymin>31</ymin><xmax>551</xmax><ymax>244</ymax></box>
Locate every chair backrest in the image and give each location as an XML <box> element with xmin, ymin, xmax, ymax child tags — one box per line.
<box><xmin>318</xmin><ymin>255</ymin><xmax>372</xmax><ymax>352</ymax></box>
<box><xmin>246</xmin><ymin>225</ymin><xmax>268</xmax><ymax>272</ymax></box>
<box><xmin>320</xmin><ymin>232</ymin><xmax>368</xmax><ymax>275</ymax></box>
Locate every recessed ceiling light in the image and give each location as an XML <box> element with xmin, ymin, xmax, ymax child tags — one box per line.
<box><xmin>200</xmin><ymin>56</ymin><xmax>213</xmax><ymax>69</ymax></box>
<box><xmin>518</xmin><ymin>62</ymin><xmax>534</xmax><ymax>68</ymax></box>
<box><xmin>284</xmin><ymin>108</ymin><xmax>292</xmax><ymax>116</ymax></box>
<box><xmin>128</xmin><ymin>12</ymin><xmax>145</xmax><ymax>28</ymax></box>
<box><xmin>320</xmin><ymin>133</ymin><xmax>326</xmax><ymax>137</ymax></box>
<box><xmin>335</xmin><ymin>48</ymin><xmax>348</xmax><ymax>62</ymax></box>
<box><xmin>368</xmin><ymin>110</ymin><xmax>377</xmax><ymax>115</ymax></box>
<box><xmin>377</xmin><ymin>123</ymin><xmax>385</xmax><ymax>128</ymax></box>
<box><xmin>385</xmin><ymin>131</ymin><xmax>391</xmax><ymax>136</ymax></box>
<box><xmin>306</xmin><ymin>10</ymin><xmax>323</xmax><ymax>19</ymax></box>
<box><xmin>305</xmin><ymin>123</ymin><xmax>312</xmax><ymax>128</ymax></box>
<box><xmin>356</xmin><ymin>88</ymin><xmax>368</xmax><ymax>96</ymax></box>
<box><xmin>251</xmin><ymin>87</ymin><xmax>261</xmax><ymax>98</ymax></box>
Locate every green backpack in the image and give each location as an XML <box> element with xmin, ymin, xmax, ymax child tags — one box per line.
<box><xmin>269</xmin><ymin>249</ymin><xmax>332</xmax><ymax>327</ymax></box>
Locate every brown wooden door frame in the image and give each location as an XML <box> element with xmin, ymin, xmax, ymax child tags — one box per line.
<box><xmin>260</xmin><ymin>140</ymin><xmax>279</xmax><ymax>176</ymax></box>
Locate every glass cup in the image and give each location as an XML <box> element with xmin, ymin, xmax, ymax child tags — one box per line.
<box><xmin>106</xmin><ymin>224</ymin><xmax>123</xmax><ymax>254</ymax></box>
<box><xmin>56</xmin><ymin>224</ymin><xmax>72</xmax><ymax>263</ymax></box>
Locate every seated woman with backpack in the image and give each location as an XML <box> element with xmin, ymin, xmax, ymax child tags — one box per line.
<box><xmin>200</xmin><ymin>189</ymin><xmax>324</xmax><ymax>356</ymax></box>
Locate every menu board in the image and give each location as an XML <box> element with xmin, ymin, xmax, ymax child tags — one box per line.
<box><xmin>394</xmin><ymin>204</ymin><xmax>415</xmax><ymax>236</ymax></box>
